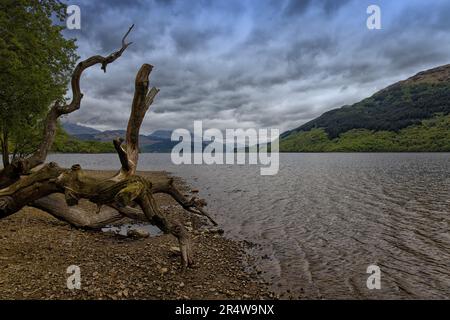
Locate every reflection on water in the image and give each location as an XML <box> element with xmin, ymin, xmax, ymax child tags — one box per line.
<box><xmin>48</xmin><ymin>153</ymin><xmax>450</xmax><ymax>299</ymax></box>
<box><xmin>102</xmin><ymin>223</ymin><xmax>162</xmax><ymax>237</ymax></box>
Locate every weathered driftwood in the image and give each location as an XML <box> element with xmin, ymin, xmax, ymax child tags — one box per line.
<box><xmin>0</xmin><ymin>162</ymin><xmax>193</xmax><ymax>266</ymax></box>
<box><xmin>0</xmin><ymin>25</ymin><xmax>135</xmax><ymax>189</ymax></box>
<box><xmin>0</xmin><ymin>26</ymin><xmax>217</xmax><ymax>267</ymax></box>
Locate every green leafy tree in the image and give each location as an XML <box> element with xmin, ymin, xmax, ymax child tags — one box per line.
<box><xmin>0</xmin><ymin>0</ymin><xmax>78</xmax><ymax>166</ymax></box>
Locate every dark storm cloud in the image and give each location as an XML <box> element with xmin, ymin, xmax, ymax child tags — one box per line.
<box><xmin>283</xmin><ymin>0</ymin><xmax>352</xmax><ymax>16</ymax></box>
<box><xmin>170</xmin><ymin>26</ymin><xmax>225</xmax><ymax>54</ymax></box>
<box><xmin>62</xmin><ymin>0</ymin><xmax>450</xmax><ymax>134</ymax></box>
<box><xmin>283</xmin><ymin>0</ymin><xmax>313</xmax><ymax>16</ymax></box>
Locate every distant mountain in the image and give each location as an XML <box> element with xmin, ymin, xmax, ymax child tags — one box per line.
<box><xmin>61</xmin><ymin>124</ymin><xmax>177</xmax><ymax>153</ymax></box>
<box><xmin>61</xmin><ymin>124</ymin><xmax>212</xmax><ymax>153</ymax></box>
<box><xmin>52</xmin><ymin>124</ymin><xmax>115</xmax><ymax>153</ymax></box>
<box><xmin>280</xmin><ymin>64</ymin><xmax>450</xmax><ymax>152</ymax></box>
<box><xmin>62</xmin><ymin>122</ymin><xmax>101</xmax><ymax>136</ymax></box>
<box><xmin>149</xmin><ymin>130</ymin><xmax>172</xmax><ymax>140</ymax></box>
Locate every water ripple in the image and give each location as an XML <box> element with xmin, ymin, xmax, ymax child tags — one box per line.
<box><xmin>48</xmin><ymin>153</ymin><xmax>450</xmax><ymax>299</ymax></box>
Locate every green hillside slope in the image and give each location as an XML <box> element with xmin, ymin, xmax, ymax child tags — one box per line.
<box><xmin>281</xmin><ymin>64</ymin><xmax>450</xmax><ymax>152</ymax></box>
<box><xmin>280</xmin><ymin>114</ymin><xmax>450</xmax><ymax>152</ymax></box>
<box><xmin>52</xmin><ymin>125</ymin><xmax>115</xmax><ymax>153</ymax></box>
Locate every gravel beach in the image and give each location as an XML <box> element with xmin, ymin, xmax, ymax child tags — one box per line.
<box><xmin>0</xmin><ymin>171</ymin><xmax>272</xmax><ymax>300</ymax></box>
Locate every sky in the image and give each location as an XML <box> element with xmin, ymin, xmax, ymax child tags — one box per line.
<box><xmin>62</xmin><ymin>0</ymin><xmax>450</xmax><ymax>135</ymax></box>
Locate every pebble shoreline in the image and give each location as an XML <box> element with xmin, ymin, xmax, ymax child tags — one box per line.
<box><xmin>0</xmin><ymin>171</ymin><xmax>273</xmax><ymax>300</ymax></box>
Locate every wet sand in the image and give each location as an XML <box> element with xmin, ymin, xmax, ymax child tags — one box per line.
<box><xmin>0</xmin><ymin>171</ymin><xmax>273</xmax><ymax>300</ymax></box>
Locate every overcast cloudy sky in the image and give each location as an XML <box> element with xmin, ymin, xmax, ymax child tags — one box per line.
<box><xmin>62</xmin><ymin>0</ymin><xmax>450</xmax><ymax>134</ymax></box>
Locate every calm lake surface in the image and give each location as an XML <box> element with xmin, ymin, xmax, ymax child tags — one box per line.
<box><xmin>47</xmin><ymin>153</ymin><xmax>450</xmax><ymax>299</ymax></box>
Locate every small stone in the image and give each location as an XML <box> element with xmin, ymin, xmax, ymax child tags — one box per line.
<box><xmin>127</xmin><ymin>228</ymin><xmax>150</xmax><ymax>239</ymax></box>
<box><xmin>170</xmin><ymin>246</ymin><xmax>181</xmax><ymax>254</ymax></box>
<box><xmin>160</xmin><ymin>267</ymin><xmax>168</xmax><ymax>274</ymax></box>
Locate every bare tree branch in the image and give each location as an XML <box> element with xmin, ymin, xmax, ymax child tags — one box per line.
<box><xmin>116</xmin><ymin>63</ymin><xmax>159</xmax><ymax>177</ymax></box>
<box><xmin>0</xmin><ymin>25</ymin><xmax>135</xmax><ymax>188</ymax></box>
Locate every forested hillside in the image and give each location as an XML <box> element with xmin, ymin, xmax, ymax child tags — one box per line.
<box><xmin>281</xmin><ymin>65</ymin><xmax>450</xmax><ymax>152</ymax></box>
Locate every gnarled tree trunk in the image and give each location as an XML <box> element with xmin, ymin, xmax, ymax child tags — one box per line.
<box><xmin>0</xmin><ymin>26</ymin><xmax>217</xmax><ymax>268</ymax></box>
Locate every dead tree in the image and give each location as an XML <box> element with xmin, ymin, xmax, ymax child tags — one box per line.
<box><xmin>0</xmin><ymin>26</ymin><xmax>216</xmax><ymax>267</ymax></box>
